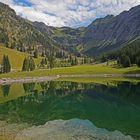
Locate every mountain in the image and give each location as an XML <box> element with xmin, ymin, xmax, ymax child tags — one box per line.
<box><xmin>0</xmin><ymin>2</ymin><xmax>61</xmax><ymax>54</ymax></box>
<box><xmin>84</xmin><ymin>6</ymin><xmax>140</xmax><ymax>55</ymax></box>
<box><xmin>32</xmin><ymin>22</ymin><xmax>85</xmax><ymax>53</ymax></box>
<box><xmin>33</xmin><ymin>5</ymin><xmax>140</xmax><ymax>56</ymax></box>
<box><xmin>0</xmin><ymin>2</ymin><xmax>140</xmax><ymax>56</ymax></box>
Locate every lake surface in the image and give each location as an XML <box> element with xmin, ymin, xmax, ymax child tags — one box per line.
<box><xmin>0</xmin><ymin>80</ymin><xmax>140</xmax><ymax>139</ymax></box>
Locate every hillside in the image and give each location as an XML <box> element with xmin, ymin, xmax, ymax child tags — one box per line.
<box><xmin>0</xmin><ymin>2</ymin><xmax>61</xmax><ymax>55</ymax></box>
<box><xmin>0</xmin><ymin>2</ymin><xmax>140</xmax><ymax>57</ymax></box>
<box><xmin>0</xmin><ymin>45</ymin><xmax>41</xmax><ymax>70</ymax></box>
<box><xmin>33</xmin><ymin>5</ymin><xmax>140</xmax><ymax>56</ymax></box>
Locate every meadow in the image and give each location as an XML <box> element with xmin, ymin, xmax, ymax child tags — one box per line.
<box><xmin>0</xmin><ymin>45</ymin><xmax>42</xmax><ymax>70</ymax></box>
<box><xmin>0</xmin><ymin>45</ymin><xmax>140</xmax><ymax>78</ymax></box>
<box><xmin>0</xmin><ymin>63</ymin><xmax>140</xmax><ymax>78</ymax></box>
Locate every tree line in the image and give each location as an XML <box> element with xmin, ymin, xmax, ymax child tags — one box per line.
<box><xmin>0</xmin><ymin>55</ymin><xmax>11</xmax><ymax>73</ymax></box>
<box><xmin>99</xmin><ymin>40</ymin><xmax>140</xmax><ymax>67</ymax></box>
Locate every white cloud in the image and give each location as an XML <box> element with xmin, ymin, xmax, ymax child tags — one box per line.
<box><xmin>0</xmin><ymin>0</ymin><xmax>140</xmax><ymax>27</ymax></box>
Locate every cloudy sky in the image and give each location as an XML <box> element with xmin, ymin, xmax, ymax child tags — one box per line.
<box><xmin>0</xmin><ymin>0</ymin><xmax>140</xmax><ymax>27</ymax></box>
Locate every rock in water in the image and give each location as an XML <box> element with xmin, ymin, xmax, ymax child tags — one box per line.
<box><xmin>15</xmin><ymin>119</ymin><xmax>134</xmax><ymax>140</ymax></box>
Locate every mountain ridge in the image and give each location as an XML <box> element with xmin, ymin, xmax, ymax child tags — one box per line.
<box><xmin>0</xmin><ymin>2</ymin><xmax>140</xmax><ymax>56</ymax></box>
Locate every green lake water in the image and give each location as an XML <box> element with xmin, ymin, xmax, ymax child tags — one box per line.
<box><xmin>0</xmin><ymin>80</ymin><xmax>140</xmax><ymax>139</ymax></box>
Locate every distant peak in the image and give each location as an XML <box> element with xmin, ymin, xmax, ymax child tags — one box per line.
<box><xmin>90</xmin><ymin>15</ymin><xmax>114</xmax><ymax>27</ymax></box>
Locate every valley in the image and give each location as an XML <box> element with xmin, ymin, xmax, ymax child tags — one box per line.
<box><xmin>0</xmin><ymin>1</ymin><xmax>140</xmax><ymax>140</ymax></box>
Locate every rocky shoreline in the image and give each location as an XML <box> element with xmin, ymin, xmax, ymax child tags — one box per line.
<box><xmin>0</xmin><ymin>74</ymin><xmax>140</xmax><ymax>85</ymax></box>
<box><xmin>0</xmin><ymin>76</ymin><xmax>60</xmax><ymax>85</ymax></box>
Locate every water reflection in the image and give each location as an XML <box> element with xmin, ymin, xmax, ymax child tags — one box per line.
<box><xmin>23</xmin><ymin>83</ymin><xmax>35</xmax><ymax>93</ymax></box>
<box><xmin>0</xmin><ymin>81</ymin><xmax>140</xmax><ymax>138</ymax></box>
<box><xmin>1</xmin><ymin>84</ymin><xmax>11</xmax><ymax>97</ymax></box>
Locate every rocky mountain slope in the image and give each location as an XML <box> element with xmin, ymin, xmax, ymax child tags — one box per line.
<box><xmin>0</xmin><ymin>2</ymin><xmax>140</xmax><ymax>56</ymax></box>
<box><xmin>33</xmin><ymin>5</ymin><xmax>140</xmax><ymax>55</ymax></box>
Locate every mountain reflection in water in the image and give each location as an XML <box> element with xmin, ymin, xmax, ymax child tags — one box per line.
<box><xmin>0</xmin><ymin>81</ymin><xmax>140</xmax><ymax>138</ymax></box>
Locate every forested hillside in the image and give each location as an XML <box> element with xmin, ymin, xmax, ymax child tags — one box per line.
<box><xmin>99</xmin><ymin>37</ymin><xmax>140</xmax><ymax>67</ymax></box>
<box><xmin>0</xmin><ymin>2</ymin><xmax>61</xmax><ymax>55</ymax></box>
<box><xmin>0</xmin><ymin>2</ymin><xmax>140</xmax><ymax>58</ymax></box>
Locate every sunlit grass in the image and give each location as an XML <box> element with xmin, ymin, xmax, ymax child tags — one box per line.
<box><xmin>0</xmin><ymin>45</ymin><xmax>41</xmax><ymax>70</ymax></box>
<box><xmin>0</xmin><ymin>63</ymin><xmax>140</xmax><ymax>78</ymax></box>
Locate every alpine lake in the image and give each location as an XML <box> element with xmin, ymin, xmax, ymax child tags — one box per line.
<box><xmin>0</xmin><ymin>78</ymin><xmax>140</xmax><ymax>139</ymax></box>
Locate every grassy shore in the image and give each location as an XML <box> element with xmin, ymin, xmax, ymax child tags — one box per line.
<box><xmin>0</xmin><ymin>63</ymin><xmax>140</xmax><ymax>78</ymax></box>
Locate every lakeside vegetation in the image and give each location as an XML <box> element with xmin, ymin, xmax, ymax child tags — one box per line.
<box><xmin>0</xmin><ymin>63</ymin><xmax>140</xmax><ymax>78</ymax></box>
<box><xmin>0</xmin><ymin>43</ymin><xmax>140</xmax><ymax>79</ymax></box>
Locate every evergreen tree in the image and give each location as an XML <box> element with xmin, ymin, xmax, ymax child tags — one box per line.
<box><xmin>45</xmin><ymin>57</ymin><xmax>47</xmax><ymax>65</ymax></box>
<box><xmin>48</xmin><ymin>53</ymin><xmax>55</xmax><ymax>69</ymax></box>
<box><xmin>68</xmin><ymin>54</ymin><xmax>73</xmax><ymax>63</ymax></box>
<box><xmin>84</xmin><ymin>57</ymin><xmax>89</xmax><ymax>64</ymax></box>
<box><xmin>2</xmin><ymin>55</ymin><xmax>11</xmax><ymax>73</ymax></box>
<box><xmin>71</xmin><ymin>59</ymin><xmax>75</xmax><ymax>66</ymax></box>
<box><xmin>136</xmin><ymin>57</ymin><xmax>140</xmax><ymax>67</ymax></box>
<box><xmin>74</xmin><ymin>57</ymin><xmax>78</xmax><ymax>65</ymax></box>
<box><xmin>101</xmin><ymin>55</ymin><xmax>107</xmax><ymax>62</ymax></box>
<box><xmin>117</xmin><ymin>57</ymin><xmax>121</xmax><ymax>65</ymax></box>
<box><xmin>22</xmin><ymin>57</ymin><xmax>35</xmax><ymax>71</ymax></box>
<box><xmin>41</xmin><ymin>52</ymin><xmax>45</xmax><ymax>57</ymax></box>
<box><xmin>121</xmin><ymin>55</ymin><xmax>131</xmax><ymax>67</ymax></box>
<box><xmin>34</xmin><ymin>50</ymin><xmax>38</xmax><ymax>58</ymax></box>
<box><xmin>22</xmin><ymin>57</ymin><xmax>30</xmax><ymax>71</ymax></box>
<box><xmin>29</xmin><ymin>57</ymin><xmax>35</xmax><ymax>71</ymax></box>
<box><xmin>40</xmin><ymin>58</ymin><xmax>46</xmax><ymax>67</ymax></box>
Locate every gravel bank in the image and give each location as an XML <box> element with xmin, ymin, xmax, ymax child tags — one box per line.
<box><xmin>0</xmin><ymin>76</ymin><xmax>60</xmax><ymax>85</ymax></box>
<box><xmin>0</xmin><ymin>74</ymin><xmax>140</xmax><ymax>85</ymax></box>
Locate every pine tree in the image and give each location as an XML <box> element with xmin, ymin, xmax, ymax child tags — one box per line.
<box><xmin>41</xmin><ymin>52</ymin><xmax>45</xmax><ymax>57</ymax></box>
<box><xmin>45</xmin><ymin>57</ymin><xmax>47</xmax><ymax>65</ymax></box>
<box><xmin>22</xmin><ymin>57</ymin><xmax>35</xmax><ymax>71</ymax></box>
<box><xmin>34</xmin><ymin>50</ymin><xmax>38</xmax><ymax>58</ymax></box>
<box><xmin>121</xmin><ymin>55</ymin><xmax>131</xmax><ymax>67</ymax></box>
<box><xmin>136</xmin><ymin>57</ymin><xmax>140</xmax><ymax>67</ymax></box>
<box><xmin>2</xmin><ymin>55</ymin><xmax>6</xmax><ymax>73</ymax></box>
<box><xmin>84</xmin><ymin>57</ymin><xmax>89</xmax><ymax>64</ymax></box>
<box><xmin>22</xmin><ymin>58</ymin><xmax>29</xmax><ymax>71</ymax></box>
<box><xmin>6</xmin><ymin>56</ymin><xmax>11</xmax><ymax>72</ymax></box>
<box><xmin>117</xmin><ymin>57</ymin><xmax>121</xmax><ymax>65</ymax></box>
<box><xmin>29</xmin><ymin>57</ymin><xmax>35</xmax><ymax>71</ymax></box>
<box><xmin>74</xmin><ymin>57</ymin><xmax>78</xmax><ymax>65</ymax></box>
<box><xmin>40</xmin><ymin>58</ymin><xmax>45</xmax><ymax>67</ymax></box>
<box><xmin>2</xmin><ymin>55</ymin><xmax>11</xmax><ymax>73</ymax></box>
<box><xmin>48</xmin><ymin>53</ymin><xmax>55</xmax><ymax>69</ymax></box>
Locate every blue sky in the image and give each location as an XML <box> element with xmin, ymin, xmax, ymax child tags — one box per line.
<box><xmin>0</xmin><ymin>0</ymin><xmax>140</xmax><ymax>27</ymax></box>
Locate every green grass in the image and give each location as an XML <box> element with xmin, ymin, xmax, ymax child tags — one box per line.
<box><xmin>0</xmin><ymin>45</ymin><xmax>42</xmax><ymax>70</ymax></box>
<box><xmin>0</xmin><ymin>63</ymin><xmax>140</xmax><ymax>78</ymax></box>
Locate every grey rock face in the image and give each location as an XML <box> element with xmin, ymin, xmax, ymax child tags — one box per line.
<box><xmin>15</xmin><ymin>119</ymin><xmax>134</xmax><ymax>140</ymax></box>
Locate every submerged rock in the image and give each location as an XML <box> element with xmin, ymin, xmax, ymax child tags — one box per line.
<box><xmin>15</xmin><ymin>119</ymin><xmax>134</xmax><ymax>140</ymax></box>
